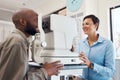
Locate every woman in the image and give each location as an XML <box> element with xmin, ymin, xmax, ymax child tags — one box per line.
<box><xmin>77</xmin><ymin>14</ymin><xmax>115</xmax><ymax>80</ymax></box>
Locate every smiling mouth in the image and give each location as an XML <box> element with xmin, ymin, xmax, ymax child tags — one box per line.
<box><xmin>83</xmin><ymin>29</ymin><xmax>87</xmax><ymax>32</ymax></box>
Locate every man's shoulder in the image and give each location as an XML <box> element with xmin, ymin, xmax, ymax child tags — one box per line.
<box><xmin>1</xmin><ymin>33</ymin><xmax>24</xmax><ymax>49</ymax></box>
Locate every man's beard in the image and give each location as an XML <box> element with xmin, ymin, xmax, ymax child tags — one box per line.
<box><xmin>25</xmin><ymin>22</ymin><xmax>37</xmax><ymax>35</ymax></box>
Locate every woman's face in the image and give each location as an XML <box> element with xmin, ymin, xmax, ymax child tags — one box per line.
<box><xmin>82</xmin><ymin>18</ymin><xmax>97</xmax><ymax>35</ymax></box>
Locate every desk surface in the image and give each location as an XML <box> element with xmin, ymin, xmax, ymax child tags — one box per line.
<box><xmin>29</xmin><ymin>62</ymin><xmax>87</xmax><ymax>70</ymax></box>
<box><xmin>63</xmin><ymin>64</ymin><xmax>87</xmax><ymax>70</ymax></box>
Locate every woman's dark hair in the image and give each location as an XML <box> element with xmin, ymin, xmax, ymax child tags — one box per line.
<box><xmin>83</xmin><ymin>14</ymin><xmax>100</xmax><ymax>30</ymax></box>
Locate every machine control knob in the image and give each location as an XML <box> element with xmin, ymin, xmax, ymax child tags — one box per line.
<box><xmin>71</xmin><ymin>59</ymin><xmax>76</xmax><ymax>62</ymax></box>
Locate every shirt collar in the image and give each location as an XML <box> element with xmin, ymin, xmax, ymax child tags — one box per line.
<box><xmin>97</xmin><ymin>35</ymin><xmax>104</xmax><ymax>43</ymax></box>
<box><xmin>83</xmin><ymin>34</ymin><xmax>105</xmax><ymax>46</ymax></box>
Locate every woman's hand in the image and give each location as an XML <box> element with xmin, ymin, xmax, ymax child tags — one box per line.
<box><xmin>79</xmin><ymin>52</ymin><xmax>91</xmax><ymax>68</ymax></box>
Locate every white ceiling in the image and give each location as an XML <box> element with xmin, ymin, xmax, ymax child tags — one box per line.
<box><xmin>0</xmin><ymin>0</ymin><xmax>66</xmax><ymax>21</ymax></box>
<box><xmin>0</xmin><ymin>0</ymin><xmax>48</xmax><ymax>12</ymax></box>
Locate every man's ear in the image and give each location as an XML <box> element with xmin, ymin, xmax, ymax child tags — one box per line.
<box><xmin>19</xmin><ymin>18</ymin><xmax>26</xmax><ymax>26</ymax></box>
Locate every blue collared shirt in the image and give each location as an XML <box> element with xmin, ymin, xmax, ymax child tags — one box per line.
<box><xmin>77</xmin><ymin>35</ymin><xmax>115</xmax><ymax>80</ymax></box>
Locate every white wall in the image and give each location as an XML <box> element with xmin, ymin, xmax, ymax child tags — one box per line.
<box><xmin>84</xmin><ymin>0</ymin><xmax>98</xmax><ymax>16</ymax></box>
<box><xmin>0</xmin><ymin>20</ymin><xmax>15</xmax><ymax>43</ymax></box>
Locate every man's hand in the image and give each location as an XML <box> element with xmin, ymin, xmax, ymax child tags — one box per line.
<box><xmin>43</xmin><ymin>61</ymin><xmax>63</xmax><ymax>76</ymax></box>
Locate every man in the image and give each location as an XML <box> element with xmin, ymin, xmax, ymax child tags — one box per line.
<box><xmin>0</xmin><ymin>9</ymin><xmax>63</xmax><ymax>80</ymax></box>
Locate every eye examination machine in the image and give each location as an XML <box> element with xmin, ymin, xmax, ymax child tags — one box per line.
<box><xmin>31</xmin><ymin>14</ymin><xmax>87</xmax><ymax>80</ymax></box>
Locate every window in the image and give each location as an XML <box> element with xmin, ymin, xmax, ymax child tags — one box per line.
<box><xmin>110</xmin><ymin>5</ymin><xmax>120</xmax><ymax>59</ymax></box>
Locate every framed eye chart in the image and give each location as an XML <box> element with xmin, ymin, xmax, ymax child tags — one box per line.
<box><xmin>110</xmin><ymin>5</ymin><xmax>120</xmax><ymax>59</ymax></box>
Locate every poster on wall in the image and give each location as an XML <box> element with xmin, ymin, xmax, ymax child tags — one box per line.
<box><xmin>110</xmin><ymin>5</ymin><xmax>120</xmax><ymax>59</ymax></box>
